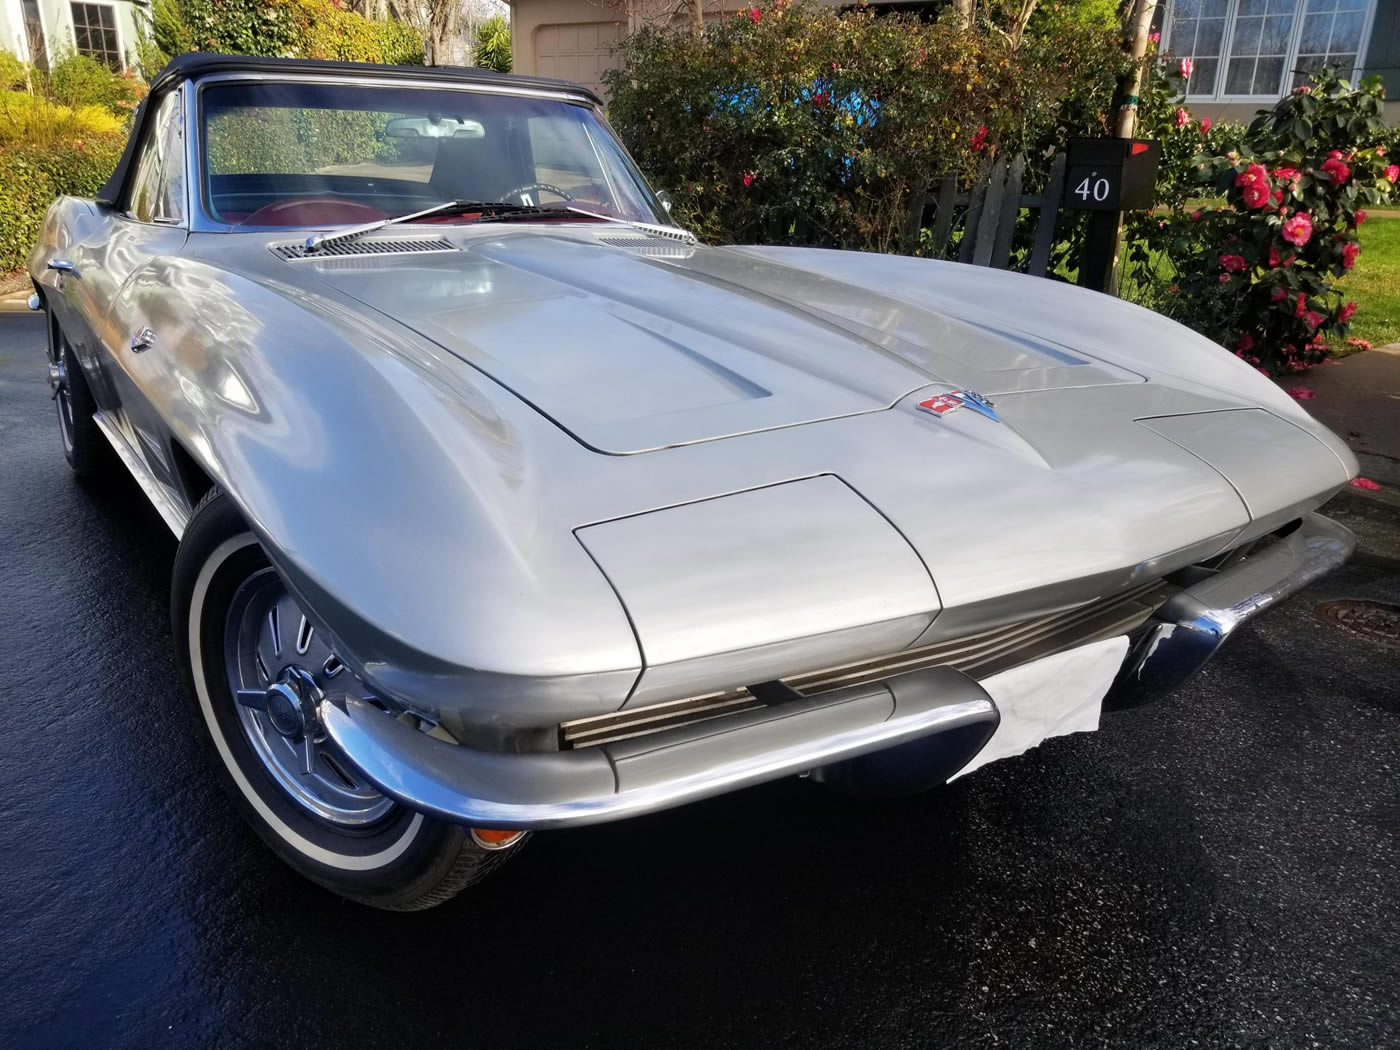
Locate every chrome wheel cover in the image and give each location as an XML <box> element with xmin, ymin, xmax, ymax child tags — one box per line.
<box><xmin>223</xmin><ymin>569</ymin><xmax>395</xmax><ymax>827</ymax></box>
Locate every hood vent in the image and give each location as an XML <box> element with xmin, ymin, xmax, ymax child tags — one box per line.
<box><xmin>272</xmin><ymin>237</ymin><xmax>458</xmax><ymax>261</ymax></box>
<box><xmin>596</xmin><ymin>233</ymin><xmax>696</xmax><ymax>259</ymax></box>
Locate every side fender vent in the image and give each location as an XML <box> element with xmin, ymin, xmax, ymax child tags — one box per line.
<box><xmin>272</xmin><ymin>237</ymin><xmax>458</xmax><ymax>260</ymax></box>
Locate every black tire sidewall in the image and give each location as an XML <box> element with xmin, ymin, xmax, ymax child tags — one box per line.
<box><xmin>57</xmin><ymin>328</ymin><xmax>102</xmax><ymax>477</ymax></box>
<box><xmin>171</xmin><ymin>492</ymin><xmax>472</xmax><ymax>903</ymax></box>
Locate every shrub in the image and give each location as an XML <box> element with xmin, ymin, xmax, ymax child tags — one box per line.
<box><xmin>47</xmin><ymin>53</ymin><xmax>145</xmax><ymax>115</ymax></box>
<box><xmin>0</xmin><ymin>91</ymin><xmax>124</xmax><ymax>147</ymax></box>
<box><xmin>1126</xmin><ymin>68</ymin><xmax>1394</xmax><ymax>373</ymax></box>
<box><xmin>0</xmin><ymin>136</ymin><xmax>125</xmax><ymax>271</ymax></box>
<box><xmin>604</xmin><ymin>0</ymin><xmax>1125</xmax><ymax>253</ymax></box>
<box><xmin>150</xmin><ymin>0</ymin><xmax>424</xmax><ymax>66</ymax></box>
<box><xmin>0</xmin><ymin>52</ymin><xmax>28</xmax><ymax>92</ymax></box>
<box><xmin>474</xmin><ymin>15</ymin><xmax>512</xmax><ymax>74</ymax></box>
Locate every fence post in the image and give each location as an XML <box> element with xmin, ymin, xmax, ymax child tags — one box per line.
<box><xmin>1027</xmin><ymin>152</ymin><xmax>1066</xmax><ymax>279</ymax></box>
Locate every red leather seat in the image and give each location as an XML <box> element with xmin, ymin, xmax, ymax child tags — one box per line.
<box><xmin>240</xmin><ymin>198</ymin><xmax>388</xmax><ymax>226</ymax></box>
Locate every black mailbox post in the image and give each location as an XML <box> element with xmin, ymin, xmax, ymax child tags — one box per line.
<box><xmin>1061</xmin><ymin>137</ymin><xmax>1161</xmax><ymax>292</ymax></box>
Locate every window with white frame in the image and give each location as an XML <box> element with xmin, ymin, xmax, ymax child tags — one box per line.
<box><xmin>1164</xmin><ymin>0</ymin><xmax>1375</xmax><ymax>100</ymax></box>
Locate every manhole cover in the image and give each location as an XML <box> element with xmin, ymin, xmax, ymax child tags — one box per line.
<box><xmin>1315</xmin><ymin>600</ymin><xmax>1400</xmax><ymax>648</ymax></box>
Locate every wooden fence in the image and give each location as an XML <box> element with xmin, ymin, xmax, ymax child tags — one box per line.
<box><xmin>915</xmin><ymin>151</ymin><xmax>1068</xmax><ymax>277</ymax></box>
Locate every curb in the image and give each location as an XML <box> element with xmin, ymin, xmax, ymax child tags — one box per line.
<box><xmin>0</xmin><ymin>292</ymin><xmax>36</xmax><ymax>314</ymax></box>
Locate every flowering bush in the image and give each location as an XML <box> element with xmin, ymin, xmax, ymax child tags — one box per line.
<box><xmin>603</xmin><ymin>0</ymin><xmax>1126</xmax><ymax>252</ymax></box>
<box><xmin>1140</xmin><ymin>70</ymin><xmax>1393</xmax><ymax>373</ymax></box>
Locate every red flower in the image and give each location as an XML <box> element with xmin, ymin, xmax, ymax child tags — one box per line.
<box><xmin>1339</xmin><ymin>301</ymin><xmax>1358</xmax><ymax>323</ymax></box>
<box><xmin>969</xmin><ymin>125</ymin><xmax>988</xmax><ymax>151</ymax></box>
<box><xmin>1351</xmin><ymin>477</ymin><xmax>1382</xmax><ymax>491</ymax></box>
<box><xmin>1294</xmin><ymin>84</ymin><xmax>1312</xmax><ymax>95</ymax></box>
<box><xmin>1354</xmin><ymin>210</ymin><xmax>1367</xmax><ymax>226</ymax></box>
<box><xmin>1295</xmin><ymin>292</ymin><xmax>1308</xmax><ymax>317</ymax></box>
<box><xmin>1219</xmin><ymin>253</ymin><xmax>1248</xmax><ymax>273</ymax></box>
<box><xmin>747</xmin><ymin>6</ymin><xmax>761</xmax><ymax>21</ymax></box>
<box><xmin>1179</xmin><ymin>57</ymin><xmax>1194</xmax><ymax>78</ymax></box>
<box><xmin>1271</xmin><ymin>287</ymin><xmax>1288</xmax><ymax>302</ymax></box>
<box><xmin>1341</xmin><ymin>240</ymin><xmax>1360</xmax><ymax>270</ymax></box>
<box><xmin>1200</xmin><ymin>117</ymin><xmax>1212</xmax><ymax>133</ymax></box>
<box><xmin>1281</xmin><ymin>212</ymin><xmax>1313</xmax><ymax>246</ymax></box>
<box><xmin>1236</xmin><ymin>333</ymin><xmax>1255</xmax><ymax>352</ymax></box>
<box><xmin>1385</xmin><ymin>165</ymin><xmax>1400</xmax><ymax>184</ymax></box>
<box><xmin>1303</xmin><ymin>310</ymin><xmax>1325</xmax><ymax>331</ymax></box>
<box><xmin>1287</xmin><ymin>387</ymin><xmax>1317</xmax><ymax>400</ymax></box>
<box><xmin>1191</xmin><ymin>209</ymin><xmax>1204</xmax><ymax>222</ymax></box>
<box><xmin>1320</xmin><ymin>156</ymin><xmax>1352</xmax><ymax>185</ymax></box>
<box><xmin>1175</xmin><ymin>108</ymin><xmax>1190</xmax><ymax>128</ymax></box>
<box><xmin>1272</xmin><ymin>166</ymin><xmax>1301</xmax><ymax>183</ymax></box>
<box><xmin>1219</xmin><ymin>274</ymin><xmax>1231</xmax><ymax>283</ymax></box>
<box><xmin>742</xmin><ymin>172</ymin><xmax>756</xmax><ymax>187</ymax></box>
<box><xmin>813</xmin><ymin>91</ymin><xmax>826</xmax><ymax>107</ymax></box>
<box><xmin>1235</xmin><ymin>163</ymin><xmax>1271</xmax><ymax>209</ymax></box>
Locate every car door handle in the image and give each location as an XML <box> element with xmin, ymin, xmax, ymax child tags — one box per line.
<box><xmin>130</xmin><ymin>327</ymin><xmax>156</xmax><ymax>353</ymax></box>
<box><xmin>47</xmin><ymin>258</ymin><xmax>80</xmax><ymax>278</ymax></box>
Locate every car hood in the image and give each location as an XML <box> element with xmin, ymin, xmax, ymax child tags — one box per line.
<box><xmin>298</xmin><ymin>229</ymin><xmax>1147</xmax><ymax>454</ymax></box>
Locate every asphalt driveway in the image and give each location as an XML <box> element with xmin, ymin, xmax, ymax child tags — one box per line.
<box><xmin>2</xmin><ymin>310</ymin><xmax>1398</xmax><ymax>1049</ymax></box>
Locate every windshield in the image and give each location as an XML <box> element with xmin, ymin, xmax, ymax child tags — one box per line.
<box><xmin>198</xmin><ymin>80</ymin><xmax>665</xmax><ymax>228</ymax></box>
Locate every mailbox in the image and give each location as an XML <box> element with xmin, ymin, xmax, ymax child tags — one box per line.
<box><xmin>1062</xmin><ymin>138</ymin><xmax>1161</xmax><ymax>212</ymax></box>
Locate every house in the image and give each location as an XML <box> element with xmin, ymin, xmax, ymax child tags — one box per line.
<box><xmin>1</xmin><ymin>0</ymin><xmax>144</xmax><ymax>72</ymax></box>
<box><xmin>507</xmin><ymin>0</ymin><xmax>1398</xmax><ymax>122</ymax></box>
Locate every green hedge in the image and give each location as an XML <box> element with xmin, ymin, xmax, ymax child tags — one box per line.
<box><xmin>0</xmin><ymin>136</ymin><xmax>124</xmax><ymax>272</ymax></box>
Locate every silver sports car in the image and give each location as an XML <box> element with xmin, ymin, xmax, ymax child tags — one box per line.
<box><xmin>29</xmin><ymin>54</ymin><xmax>1357</xmax><ymax>909</ymax></box>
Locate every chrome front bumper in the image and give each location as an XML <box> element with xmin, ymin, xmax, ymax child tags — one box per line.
<box><xmin>318</xmin><ymin>512</ymin><xmax>1353</xmax><ymax>830</ymax></box>
<box><xmin>1104</xmin><ymin>511</ymin><xmax>1355</xmax><ymax>710</ymax></box>
<box><xmin>319</xmin><ymin>667</ymin><xmax>1000</xmax><ymax>830</ymax></box>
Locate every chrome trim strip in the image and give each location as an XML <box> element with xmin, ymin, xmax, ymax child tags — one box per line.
<box><xmin>1106</xmin><ymin>512</ymin><xmax>1354</xmax><ymax>709</ymax></box>
<box><xmin>92</xmin><ymin>411</ymin><xmax>189</xmax><ymax>537</ymax></box>
<box><xmin>320</xmin><ymin>667</ymin><xmax>998</xmax><ymax>830</ymax></box>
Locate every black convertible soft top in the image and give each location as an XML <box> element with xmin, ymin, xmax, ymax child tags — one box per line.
<box><xmin>95</xmin><ymin>52</ymin><xmax>603</xmax><ymax>206</ymax></box>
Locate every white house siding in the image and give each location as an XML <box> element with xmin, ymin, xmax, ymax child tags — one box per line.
<box><xmin>1</xmin><ymin>0</ymin><xmax>144</xmax><ymax>72</ymax></box>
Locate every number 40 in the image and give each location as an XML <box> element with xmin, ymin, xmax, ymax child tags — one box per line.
<box><xmin>1075</xmin><ymin>174</ymin><xmax>1111</xmax><ymax>203</ymax></box>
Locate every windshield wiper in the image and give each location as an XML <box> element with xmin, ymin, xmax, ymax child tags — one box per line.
<box><xmin>302</xmin><ymin>200</ymin><xmax>537</xmax><ymax>253</ymax></box>
<box><xmin>477</xmin><ymin>204</ymin><xmax>698</xmax><ymax>245</ymax></box>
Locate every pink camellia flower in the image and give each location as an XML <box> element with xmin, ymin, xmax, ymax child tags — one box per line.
<box><xmin>970</xmin><ymin>125</ymin><xmax>989</xmax><ymax>151</ymax></box>
<box><xmin>1346</xmin><ymin>338</ymin><xmax>1373</xmax><ymax>349</ymax></box>
<box><xmin>1339</xmin><ymin>300</ymin><xmax>1358</xmax><ymax>323</ymax></box>
<box><xmin>1271</xmin><ymin>287</ymin><xmax>1289</xmax><ymax>302</ymax></box>
<box><xmin>1149</xmin><ymin>31</ymin><xmax>1160</xmax><ymax>43</ymax></box>
<box><xmin>1295</xmin><ymin>292</ymin><xmax>1308</xmax><ymax>317</ymax></box>
<box><xmin>1219</xmin><ymin>273</ymin><xmax>1231</xmax><ymax>283</ymax></box>
<box><xmin>1303</xmin><ymin>310</ymin><xmax>1326</xmax><ymax>331</ymax></box>
<box><xmin>1294</xmin><ymin>84</ymin><xmax>1312</xmax><ymax>95</ymax></box>
<box><xmin>1354</xmin><ymin>209</ymin><xmax>1367</xmax><ymax>226</ymax></box>
<box><xmin>1351</xmin><ymin>477</ymin><xmax>1382</xmax><ymax>491</ymax></box>
<box><xmin>1379</xmin><ymin>147</ymin><xmax>1388</xmax><ymax>157</ymax></box>
<box><xmin>1235</xmin><ymin>163</ymin><xmax>1271</xmax><ymax>209</ymax></box>
<box><xmin>1288</xmin><ymin>387</ymin><xmax>1317</xmax><ymax>400</ymax></box>
<box><xmin>1320</xmin><ymin>155</ymin><xmax>1352</xmax><ymax>185</ymax></box>
<box><xmin>1200</xmin><ymin>117</ymin><xmax>1212</xmax><ymax>133</ymax></box>
<box><xmin>1385</xmin><ymin>164</ymin><xmax>1400</xmax><ymax>184</ymax></box>
<box><xmin>1237</xmin><ymin>333</ymin><xmax>1255</xmax><ymax>352</ymax></box>
<box><xmin>1179</xmin><ymin>56</ymin><xmax>1194</xmax><ymax>78</ymax></box>
<box><xmin>1176</xmin><ymin>107</ymin><xmax>1190</xmax><ymax>127</ymax></box>
<box><xmin>1219</xmin><ymin>253</ymin><xmax>1248</xmax><ymax>273</ymax></box>
<box><xmin>747</xmin><ymin>6</ymin><xmax>761</xmax><ymax>22</ymax></box>
<box><xmin>1341</xmin><ymin>240</ymin><xmax>1361</xmax><ymax>270</ymax></box>
<box><xmin>742</xmin><ymin>171</ymin><xmax>756</xmax><ymax>187</ymax></box>
<box><xmin>1281</xmin><ymin>211</ymin><xmax>1313</xmax><ymax>246</ymax></box>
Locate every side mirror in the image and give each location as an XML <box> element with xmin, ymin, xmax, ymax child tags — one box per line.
<box><xmin>384</xmin><ymin>116</ymin><xmax>485</xmax><ymax>139</ymax></box>
<box><xmin>655</xmin><ymin>190</ymin><xmax>674</xmax><ymax>215</ymax></box>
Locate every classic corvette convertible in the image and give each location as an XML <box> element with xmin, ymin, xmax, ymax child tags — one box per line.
<box><xmin>29</xmin><ymin>53</ymin><xmax>1357</xmax><ymax>909</ymax></box>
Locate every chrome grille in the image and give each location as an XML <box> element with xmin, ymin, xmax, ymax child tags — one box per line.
<box><xmin>559</xmin><ymin>580</ymin><xmax>1171</xmax><ymax>749</ymax></box>
<box><xmin>272</xmin><ymin>237</ymin><xmax>457</xmax><ymax>260</ymax></box>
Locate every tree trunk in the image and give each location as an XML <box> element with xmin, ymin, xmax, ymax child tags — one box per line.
<box><xmin>953</xmin><ymin>0</ymin><xmax>973</xmax><ymax>21</ymax></box>
<box><xmin>1115</xmin><ymin>0</ymin><xmax>1160</xmax><ymax>138</ymax></box>
<box><xmin>689</xmin><ymin>0</ymin><xmax>704</xmax><ymax>40</ymax></box>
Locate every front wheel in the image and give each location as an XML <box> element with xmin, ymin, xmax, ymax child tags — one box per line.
<box><xmin>171</xmin><ymin>488</ymin><xmax>526</xmax><ymax>910</ymax></box>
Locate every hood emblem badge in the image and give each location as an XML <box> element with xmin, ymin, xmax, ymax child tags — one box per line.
<box><xmin>917</xmin><ymin>389</ymin><xmax>1000</xmax><ymax>422</ymax></box>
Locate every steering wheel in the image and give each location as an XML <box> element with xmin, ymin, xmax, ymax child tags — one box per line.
<box><xmin>241</xmin><ymin>197</ymin><xmax>388</xmax><ymax>227</ymax></box>
<box><xmin>499</xmin><ymin>183</ymin><xmax>574</xmax><ymax>207</ymax></box>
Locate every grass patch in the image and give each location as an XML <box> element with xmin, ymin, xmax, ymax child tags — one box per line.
<box><xmin>1335</xmin><ymin>213</ymin><xmax>1400</xmax><ymax>349</ymax></box>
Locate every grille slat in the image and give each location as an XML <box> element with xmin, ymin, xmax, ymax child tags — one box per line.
<box><xmin>272</xmin><ymin>237</ymin><xmax>457</xmax><ymax>260</ymax></box>
<box><xmin>559</xmin><ymin>581</ymin><xmax>1171</xmax><ymax>749</ymax></box>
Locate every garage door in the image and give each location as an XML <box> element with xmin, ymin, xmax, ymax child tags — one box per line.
<box><xmin>534</xmin><ymin>22</ymin><xmax>624</xmax><ymax>98</ymax></box>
